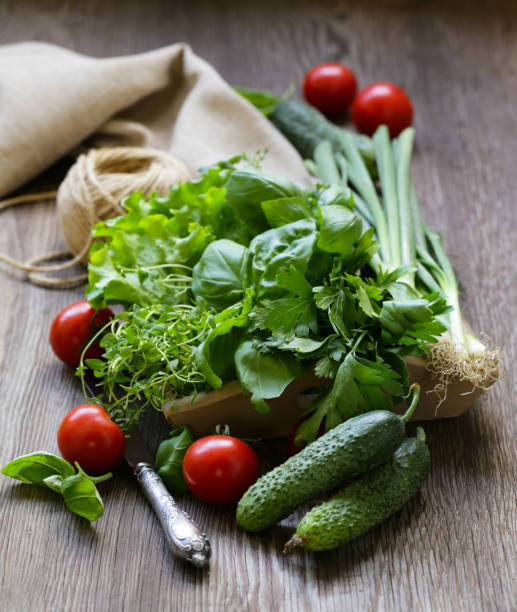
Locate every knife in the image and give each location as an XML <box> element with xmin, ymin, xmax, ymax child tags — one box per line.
<box><xmin>124</xmin><ymin>428</ymin><xmax>211</xmax><ymax>568</ymax></box>
<box><xmin>83</xmin><ymin>379</ymin><xmax>211</xmax><ymax>568</ymax></box>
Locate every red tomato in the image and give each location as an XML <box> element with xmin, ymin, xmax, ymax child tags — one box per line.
<box><xmin>49</xmin><ymin>300</ymin><xmax>114</xmax><ymax>367</ymax></box>
<box><xmin>57</xmin><ymin>404</ymin><xmax>125</xmax><ymax>475</ymax></box>
<box><xmin>182</xmin><ymin>436</ymin><xmax>259</xmax><ymax>505</ymax></box>
<box><xmin>351</xmin><ymin>81</ymin><xmax>413</xmax><ymax>137</ymax></box>
<box><xmin>303</xmin><ymin>63</ymin><xmax>357</xmax><ymax>116</ymax></box>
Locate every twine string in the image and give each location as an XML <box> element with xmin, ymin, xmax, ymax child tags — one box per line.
<box><xmin>0</xmin><ymin>147</ymin><xmax>191</xmax><ymax>288</ymax></box>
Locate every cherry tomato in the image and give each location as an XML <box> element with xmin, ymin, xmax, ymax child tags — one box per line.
<box><xmin>182</xmin><ymin>435</ymin><xmax>259</xmax><ymax>505</ymax></box>
<box><xmin>351</xmin><ymin>81</ymin><xmax>413</xmax><ymax>137</ymax></box>
<box><xmin>49</xmin><ymin>300</ymin><xmax>114</xmax><ymax>367</ymax></box>
<box><xmin>288</xmin><ymin>416</ymin><xmax>325</xmax><ymax>456</ymax></box>
<box><xmin>303</xmin><ymin>62</ymin><xmax>357</xmax><ymax>116</ymax></box>
<box><xmin>57</xmin><ymin>404</ymin><xmax>125</xmax><ymax>475</ymax></box>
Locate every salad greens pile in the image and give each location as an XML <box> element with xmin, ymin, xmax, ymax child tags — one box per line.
<box><xmin>81</xmin><ymin>155</ymin><xmax>449</xmax><ymax>442</ymax></box>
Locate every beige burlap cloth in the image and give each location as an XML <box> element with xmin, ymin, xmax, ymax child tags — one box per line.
<box><xmin>0</xmin><ymin>41</ymin><xmax>309</xmax><ymax>199</ymax></box>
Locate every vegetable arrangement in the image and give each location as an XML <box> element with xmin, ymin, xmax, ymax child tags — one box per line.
<box><xmin>78</xmin><ymin>154</ymin><xmax>449</xmax><ymax>446</ymax></box>
<box><xmin>2</xmin><ymin>59</ymin><xmax>501</xmax><ymax>556</ymax></box>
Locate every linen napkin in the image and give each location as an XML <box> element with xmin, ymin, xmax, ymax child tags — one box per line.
<box><xmin>0</xmin><ymin>41</ymin><xmax>309</xmax><ymax>198</ymax></box>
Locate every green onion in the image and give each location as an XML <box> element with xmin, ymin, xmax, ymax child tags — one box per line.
<box><xmin>308</xmin><ymin>125</ymin><xmax>502</xmax><ymax>395</ymax></box>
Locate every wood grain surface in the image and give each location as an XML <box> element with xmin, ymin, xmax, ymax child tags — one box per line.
<box><xmin>1</xmin><ymin>1</ymin><xmax>516</xmax><ymax>611</ymax></box>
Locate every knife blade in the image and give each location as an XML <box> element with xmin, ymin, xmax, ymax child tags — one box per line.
<box><xmin>84</xmin><ymin>379</ymin><xmax>211</xmax><ymax>567</ymax></box>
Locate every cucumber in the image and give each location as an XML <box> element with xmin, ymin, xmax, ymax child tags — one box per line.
<box><xmin>236</xmin><ymin>402</ymin><xmax>417</xmax><ymax>532</ymax></box>
<box><xmin>285</xmin><ymin>428</ymin><xmax>430</xmax><ymax>552</ymax></box>
<box><xmin>270</xmin><ymin>99</ymin><xmax>375</xmax><ymax>162</ymax></box>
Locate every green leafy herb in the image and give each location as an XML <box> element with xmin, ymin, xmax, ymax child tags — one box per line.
<box><xmin>298</xmin><ymin>347</ymin><xmax>404</xmax><ymax>442</ymax></box>
<box><xmin>235</xmin><ymin>339</ymin><xmax>306</xmax><ymax>413</ymax></box>
<box><xmin>1</xmin><ymin>452</ymin><xmax>75</xmax><ymax>485</ymax></box>
<box><xmin>155</xmin><ymin>426</ymin><xmax>194</xmax><ymax>493</ymax></box>
<box><xmin>226</xmin><ymin>167</ymin><xmax>303</xmax><ymax>234</ymax></box>
<box><xmin>317</xmin><ymin>204</ymin><xmax>362</xmax><ymax>255</ymax></box>
<box><xmin>261</xmin><ymin>197</ymin><xmax>313</xmax><ymax>227</ymax></box>
<box><xmin>195</xmin><ymin>292</ymin><xmax>253</xmax><ymax>388</ymax></box>
<box><xmin>247</xmin><ymin>218</ymin><xmax>317</xmax><ymax>299</ymax></box>
<box><xmin>1</xmin><ymin>453</ymin><xmax>110</xmax><ymax>522</ymax></box>
<box><xmin>192</xmin><ymin>239</ymin><xmax>248</xmax><ymax>310</ymax></box>
<box><xmin>82</xmin><ymin>302</ymin><xmax>213</xmax><ymax>430</ymax></box>
<box><xmin>234</xmin><ymin>84</ymin><xmax>295</xmax><ymax>117</ymax></box>
<box><xmin>61</xmin><ymin>470</ymin><xmax>107</xmax><ymax>522</ymax></box>
<box><xmin>234</xmin><ymin>86</ymin><xmax>282</xmax><ymax>116</ymax></box>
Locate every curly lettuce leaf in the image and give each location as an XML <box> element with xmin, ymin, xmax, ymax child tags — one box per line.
<box><xmin>87</xmin><ymin>212</ymin><xmax>213</xmax><ymax>308</ymax></box>
<box><xmin>86</xmin><ymin>163</ymin><xmax>246</xmax><ymax>308</ymax></box>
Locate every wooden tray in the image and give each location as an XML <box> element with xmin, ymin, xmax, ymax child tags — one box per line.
<box><xmin>163</xmin><ymin>356</ymin><xmax>484</xmax><ymax>438</ymax></box>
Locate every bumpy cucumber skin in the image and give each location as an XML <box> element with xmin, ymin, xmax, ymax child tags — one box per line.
<box><xmin>236</xmin><ymin>410</ymin><xmax>405</xmax><ymax>532</ymax></box>
<box><xmin>294</xmin><ymin>436</ymin><xmax>430</xmax><ymax>551</ymax></box>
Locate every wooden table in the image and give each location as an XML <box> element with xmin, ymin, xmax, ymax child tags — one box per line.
<box><xmin>1</xmin><ymin>1</ymin><xmax>516</xmax><ymax>610</ymax></box>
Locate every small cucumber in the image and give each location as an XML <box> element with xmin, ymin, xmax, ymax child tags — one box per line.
<box><xmin>236</xmin><ymin>388</ymin><xmax>419</xmax><ymax>532</ymax></box>
<box><xmin>270</xmin><ymin>99</ymin><xmax>375</xmax><ymax>162</ymax></box>
<box><xmin>285</xmin><ymin>428</ymin><xmax>430</xmax><ymax>552</ymax></box>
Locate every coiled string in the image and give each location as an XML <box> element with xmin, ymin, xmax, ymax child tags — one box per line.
<box><xmin>0</xmin><ymin>147</ymin><xmax>191</xmax><ymax>287</ymax></box>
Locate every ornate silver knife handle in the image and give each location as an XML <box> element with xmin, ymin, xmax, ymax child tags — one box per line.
<box><xmin>134</xmin><ymin>463</ymin><xmax>211</xmax><ymax>567</ymax></box>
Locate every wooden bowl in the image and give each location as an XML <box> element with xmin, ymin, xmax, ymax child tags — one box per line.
<box><xmin>163</xmin><ymin>356</ymin><xmax>484</xmax><ymax>438</ymax></box>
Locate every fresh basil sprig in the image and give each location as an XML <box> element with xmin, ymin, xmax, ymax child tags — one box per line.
<box><xmin>155</xmin><ymin>427</ymin><xmax>194</xmax><ymax>494</ymax></box>
<box><xmin>1</xmin><ymin>452</ymin><xmax>111</xmax><ymax>522</ymax></box>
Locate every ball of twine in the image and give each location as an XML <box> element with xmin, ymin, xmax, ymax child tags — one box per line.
<box><xmin>0</xmin><ymin>147</ymin><xmax>192</xmax><ymax>287</ymax></box>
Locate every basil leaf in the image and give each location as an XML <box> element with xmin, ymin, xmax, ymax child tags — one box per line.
<box><xmin>155</xmin><ymin>427</ymin><xmax>194</xmax><ymax>494</ymax></box>
<box><xmin>192</xmin><ymin>239</ymin><xmax>248</xmax><ymax>310</ymax></box>
<box><xmin>234</xmin><ymin>86</ymin><xmax>281</xmax><ymax>117</ymax></box>
<box><xmin>195</xmin><ymin>293</ymin><xmax>253</xmax><ymax>388</ymax></box>
<box><xmin>317</xmin><ymin>205</ymin><xmax>362</xmax><ymax>255</ymax></box>
<box><xmin>260</xmin><ymin>197</ymin><xmax>312</xmax><ymax>228</ymax></box>
<box><xmin>317</xmin><ymin>184</ymin><xmax>354</xmax><ymax>209</ymax></box>
<box><xmin>248</xmin><ymin>218</ymin><xmax>317</xmax><ymax>299</ymax></box>
<box><xmin>226</xmin><ymin>167</ymin><xmax>303</xmax><ymax>234</ymax></box>
<box><xmin>1</xmin><ymin>452</ymin><xmax>75</xmax><ymax>486</ymax></box>
<box><xmin>235</xmin><ymin>339</ymin><xmax>306</xmax><ymax>413</ymax></box>
<box><xmin>61</xmin><ymin>473</ymin><xmax>104</xmax><ymax>522</ymax></box>
<box><xmin>43</xmin><ymin>475</ymin><xmax>64</xmax><ymax>494</ymax></box>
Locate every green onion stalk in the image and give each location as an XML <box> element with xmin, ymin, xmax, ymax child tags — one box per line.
<box><xmin>311</xmin><ymin>126</ymin><xmax>501</xmax><ymax>397</ymax></box>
